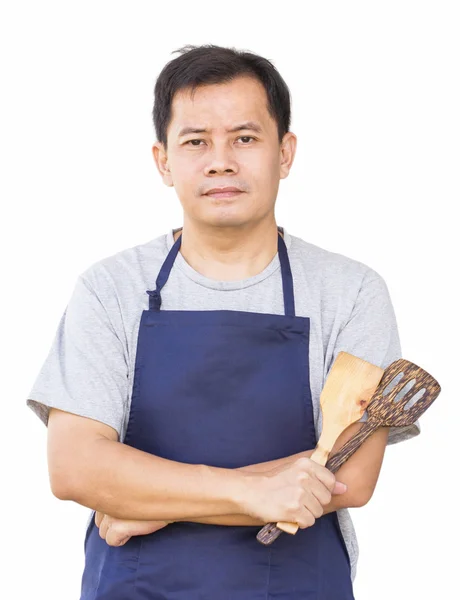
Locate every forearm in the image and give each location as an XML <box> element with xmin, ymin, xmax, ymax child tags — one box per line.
<box><xmin>176</xmin><ymin>514</ymin><xmax>266</xmax><ymax>526</ymax></box>
<box><xmin>184</xmin><ymin>425</ymin><xmax>389</xmax><ymax>525</ymax></box>
<box><xmin>322</xmin><ymin>424</ymin><xmax>389</xmax><ymax>514</ymax></box>
<box><xmin>71</xmin><ymin>423</ymin><xmax>385</xmax><ymax>526</ymax></box>
<box><xmin>237</xmin><ymin>448</ymin><xmax>314</xmax><ymax>474</ymax></box>
<box><xmin>176</xmin><ymin>449</ymin><xmax>316</xmax><ymax>526</ymax></box>
<box><xmin>61</xmin><ymin>437</ymin><xmax>250</xmax><ymax>521</ymax></box>
<box><xmin>180</xmin><ymin>492</ymin><xmax>353</xmax><ymax>526</ymax></box>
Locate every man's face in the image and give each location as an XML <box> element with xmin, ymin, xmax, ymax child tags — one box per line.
<box><xmin>153</xmin><ymin>75</ymin><xmax>296</xmax><ymax>229</ymax></box>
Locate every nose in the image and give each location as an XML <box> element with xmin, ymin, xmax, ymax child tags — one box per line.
<box><xmin>204</xmin><ymin>142</ymin><xmax>238</xmax><ymax>176</ymax></box>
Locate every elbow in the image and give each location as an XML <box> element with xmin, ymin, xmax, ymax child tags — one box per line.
<box><xmin>49</xmin><ymin>463</ymin><xmax>93</xmax><ymax>502</ymax></box>
<box><xmin>49</xmin><ymin>467</ymin><xmax>78</xmax><ymax>501</ymax></box>
<box><xmin>50</xmin><ymin>475</ymin><xmax>72</xmax><ymax>501</ymax></box>
<box><xmin>48</xmin><ymin>451</ymin><xmax>86</xmax><ymax>501</ymax></box>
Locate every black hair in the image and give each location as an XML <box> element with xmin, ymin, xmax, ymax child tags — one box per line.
<box><xmin>153</xmin><ymin>44</ymin><xmax>292</xmax><ymax>150</ymax></box>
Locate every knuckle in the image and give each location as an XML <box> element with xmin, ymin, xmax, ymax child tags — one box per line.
<box><xmin>296</xmin><ymin>457</ymin><xmax>310</xmax><ymax>470</ymax></box>
<box><xmin>297</xmin><ymin>471</ymin><xmax>309</xmax><ymax>484</ymax></box>
<box><xmin>304</xmin><ymin>461</ymin><xmax>315</xmax><ymax>474</ymax></box>
<box><xmin>314</xmin><ymin>504</ymin><xmax>324</xmax><ymax>518</ymax></box>
<box><xmin>288</xmin><ymin>498</ymin><xmax>301</xmax><ymax>513</ymax></box>
<box><xmin>326</xmin><ymin>472</ymin><xmax>336</xmax><ymax>489</ymax></box>
<box><xmin>297</xmin><ymin>512</ymin><xmax>316</xmax><ymax>529</ymax></box>
<box><xmin>112</xmin><ymin>523</ymin><xmax>124</xmax><ymax>535</ymax></box>
<box><xmin>302</xmin><ymin>513</ymin><xmax>315</xmax><ymax>528</ymax></box>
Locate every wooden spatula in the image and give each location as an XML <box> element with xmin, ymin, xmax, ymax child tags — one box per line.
<box><xmin>256</xmin><ymin>351</ymin><xmax>384</xmax><ymax>545</ymax></box>
<box><xmin>257</xmin><ymin>357</ymin><xmax>441</xmax><ymax>546</ymax></box>
<box><xmin>325</xmin><ymin>358</ymin><xmax>441</xmax><ymax>474</ymax></box>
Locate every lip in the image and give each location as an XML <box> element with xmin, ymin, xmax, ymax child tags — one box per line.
<box><xmin>204</xmin><ymin>187</ymin><xmax>244</xmax><ymax>199</ymax></box>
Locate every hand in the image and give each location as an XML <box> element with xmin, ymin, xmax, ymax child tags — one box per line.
<box><xmin>241</xmin><ymin>456</ymin><xmax>347</xmax><ymax>529</ymax></box>
<box><xmin>94</xmin><ymin>511</ymin><xmax>172</xmax><ymax>546</ymax></box>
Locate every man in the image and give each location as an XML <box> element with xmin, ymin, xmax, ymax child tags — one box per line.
<box><xmin>27</xmin><ymin>44</ymin><xmax>419</xmax><ymax>599</ymax></box>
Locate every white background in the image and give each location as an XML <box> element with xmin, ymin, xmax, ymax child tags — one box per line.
<box><xmin>2</xmin><ymin>1</ymin><xmax>459</xmax><ymax>598</ymax></box>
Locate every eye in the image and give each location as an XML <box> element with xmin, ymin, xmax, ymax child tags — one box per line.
<box><xmin>185</xmin><ymin>139</ymin><xmax>205</xmax><ymax>146</ymax></box>
<box><xmin>184</xmin><ymin>136</ymin><xmax>256</xmax><ymax>146</ymax></box>
<box><xmin>238</xmin><ymin>136</ymin><xmax>255</xmax><ymax>144</ymax></box>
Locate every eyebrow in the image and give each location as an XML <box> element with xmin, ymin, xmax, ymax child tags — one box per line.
<box><xmin>178</xmin><ymin>121</ymin><xmax>263</xmax><ymax>138</ymax></box>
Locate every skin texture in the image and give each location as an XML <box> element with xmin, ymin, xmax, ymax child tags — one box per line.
<box><xmin>47</xmin><ymin>75</ymin><xmax>389</xmax><ymax>547</ymax></box>
<box><xmin>91</xmin><ymin>422</ymin><xmax>388</xmax><ymax>546</ymax></box>
<box><xmin>151</xmin><ymin>74</ymin><xmax>297</xmax><ymax>282</ymax></box>
<box><xmin>48</xmin><ymin>408</ymin><xmax>349</xmax><ymax>527</ymax></box>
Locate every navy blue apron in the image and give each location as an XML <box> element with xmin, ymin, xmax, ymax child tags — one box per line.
<box><xmin>80</xmin><ymin>226</ymin><xmax>354</xmax><ymax>599</ymax></box>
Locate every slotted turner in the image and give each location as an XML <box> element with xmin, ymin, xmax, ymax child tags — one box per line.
<box><xmin>325</xmin><ymin>358</ymin><xmax>441</xmax><ymax>474</ymax></box>
<box><xmin>257</xmin><ymin>357</ymin><xmax>440</xmax><ymax>546</ymax></box>
<box><xmin>256</xmin><ymin>351</ymin><xmax>384</xmax><ymax>545</ymax></box>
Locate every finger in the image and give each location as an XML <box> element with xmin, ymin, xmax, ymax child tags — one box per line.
<box><xmin>99</xmin><ymin>517</ymin><xmax>109</xmax><ymax>540</ymax></box>
<box><xmin>117</xmin><ymin>536</ymin><xmax>131</xmax><ymax>546</ymax></box>
<box><xmin>309</xmin><ymin>481</ymin><xmax>332</xmax><ymax>507</ymax></box>
<box><xmin>310</xmin><ymin>463</ymin><xmax>337</xmax><ymax>492</ymax></box>
<box><xmin>304</xmin><ymin>492</ymin><xmax>324</xmax><ymax>518</ymax></box>
<box><xmin>331</xmin><ymin>481</ymin><xmax>347</xmax><ymax>495</ymax></box>
<box><xmin>296</xmin><ymin>508</ymin><xmax>316</xmax><ymax>529</ymax></box>
<box><xmin>106</xmin><ymin>529</ymin><xmax>131</xmax><ymax>547</ymax></box>
<box><xmin>95</xmin><ymin>511</ymin><xmax>103</xmax><ymax>528</ymax></box>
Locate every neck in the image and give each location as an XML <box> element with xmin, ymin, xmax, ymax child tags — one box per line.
<box><xmin>173</xmin><ymin>217</ymin><xmax>283</xmax><ymax>281</ymax></box>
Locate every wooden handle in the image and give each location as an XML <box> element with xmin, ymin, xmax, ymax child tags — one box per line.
<box><xmin>258</xmin><ymin>357</ymin><xmax>442</xmax><ymax>546</ymax></box>
<box><xmin>256</xmin><ymin>522</ymin><xmax>284</xmax><ymax>545</ymax></box>
<box><xmin>326</xmin><ymin>420</ymin><xmax>379</xmax><ymax>473</ymax></box>
<box><xmin>274</xmin><ymin>446</ymin><xmax>328</xmax><ymax>535</ymax></box>
<box><xmin>256</xmin><ymin>446</ymin><xmax>330</xmax><ymax>542</ymax></box>
<box><xmin>276</xmin><ymin>421</ymin><xmax>379</xmax><ymax>536</ymax></box>
<box><xmin>257</xmin><ymin>352</ymin><xmax>385</xmax><ymax>546</ymax></box>
<box><xmin>261</xmin><ymin>424</ymin><xmax>378</xmax><ymax>542</ymax></box>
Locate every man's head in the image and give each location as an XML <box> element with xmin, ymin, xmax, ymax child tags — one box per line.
<box><xmin>152</xmin><ymin>44</ymin><xmax>297</xmax><ymax>230</ymax></box>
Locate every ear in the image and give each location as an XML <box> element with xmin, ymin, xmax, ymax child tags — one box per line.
<box><xmin>152</xmin><ymin>142</ymin><xmax>174</xmax><ymax>187</ymax></box>
<box><xmin>279</xmin><ymin>132</ymin><xmax>297</xmax><ymax>180</ymax></box>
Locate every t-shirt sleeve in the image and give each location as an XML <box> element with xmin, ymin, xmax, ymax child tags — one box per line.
<box><xmin>328</xmin><ymin>268</ymin><xmax>420</xmax><ymax>445</ymax></box>
<box><xmin>26</xmin><ymin>270</ymin><xmax>129</xmax><ymax>439</ymax></box>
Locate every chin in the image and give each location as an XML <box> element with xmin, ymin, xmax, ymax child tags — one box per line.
<box><xmin>197</xmin><ymin>212</ymin><xmax>253</xmax><ymax>229</ymax></box>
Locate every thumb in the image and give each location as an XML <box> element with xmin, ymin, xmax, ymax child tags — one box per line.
<box><xmin>332</xmin><ymin>481</ymin><xmax>348</xmax><ymax>495</ymax></box>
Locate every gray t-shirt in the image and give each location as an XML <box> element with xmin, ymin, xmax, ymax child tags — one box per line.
<box><xmin>26</xmin><ymin>225</ymin><xmax>420</xmax><ymax>582</ymax></box>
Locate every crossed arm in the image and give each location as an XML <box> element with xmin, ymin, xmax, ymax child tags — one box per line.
<box><xmin>182</xmin><ymin>423</ymin><xmax>389</xmax><ymax>526</ymax></box>
<box><xmin>47</xmin><ymin>407</ymin><xmax>389</xmax><ymax>527</ymax></box>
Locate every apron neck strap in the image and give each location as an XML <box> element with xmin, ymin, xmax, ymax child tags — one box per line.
<box><xmin>147</xmin><ymin>228</ymin><xmax>295</xmax><ymax>317</ymax></box>
<box><xmin>277</xmin><ymin>229</ymin><xmax>295</xmax><ymax>317</ymax></box>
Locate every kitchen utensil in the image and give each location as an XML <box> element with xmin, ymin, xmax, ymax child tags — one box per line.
<box><xmin>325</xmin><ymin>358</ymin><xmax>441</xmax><ymax>473</ymax></box>
<box><xmin>257</xmin><ymin>351</ymin><xmax>384</xmax><ymax>544</ymax></box>
<box><xmin>257</xmin><ymin>357</ymin><xmax>440</xmax><ymax>546</ymax></box>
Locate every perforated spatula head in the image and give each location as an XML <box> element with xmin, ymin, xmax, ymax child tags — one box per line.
<box><xmin>365</xmin><ymin>358</ymin><xmax>440</xmax><ymax>426</ymax></box>
<box><xmin>325</xmin><ymin>358</ymin><xmax>441</xmax><ymax>474</ymax></box>
<box><xmin>258</xmin><ymin>357</ymin><xmax>441</xmax><ymax>546</ymax></box>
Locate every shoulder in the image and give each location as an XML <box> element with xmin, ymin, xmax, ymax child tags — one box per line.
<box><xmin>288</xmin><ymin>233</ymin><xmax>387</xmax><ymax>300</ymax></box>
<box><xmin>76</xmin><ymin>233</ymin><xmax>168</xmax><ymax>298</ymax></box>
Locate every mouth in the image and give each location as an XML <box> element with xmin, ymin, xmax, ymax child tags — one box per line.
<box><xmin>204</xmin><ymin>190</ymin><xmax>245</xmax><ymax>199</ymax></box>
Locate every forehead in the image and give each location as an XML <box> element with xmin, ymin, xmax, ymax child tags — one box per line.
<box><xmin>169</xmin><ymin>76</ymin><xmax>273</xmax><ymax>137</ymax></box>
